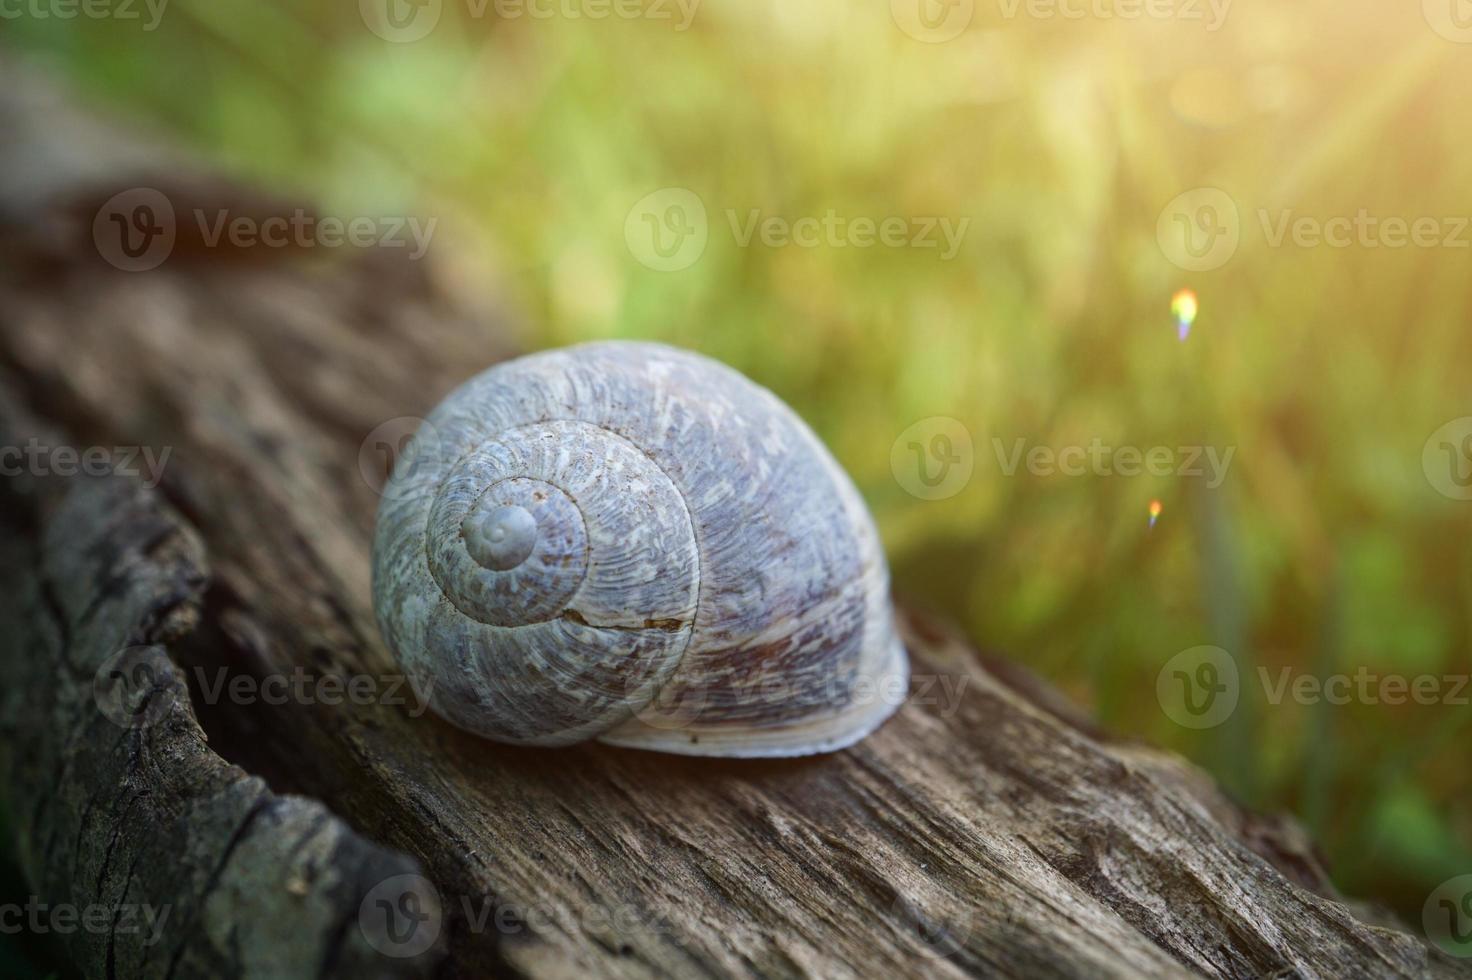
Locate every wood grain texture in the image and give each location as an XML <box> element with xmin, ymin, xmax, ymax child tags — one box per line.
<box><xmin>0</xmin><ymin>60</ymin><xmax>1467</xmax><ymax>980</ymax></box>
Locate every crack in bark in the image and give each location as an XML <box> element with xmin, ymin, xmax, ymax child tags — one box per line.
<box><xmin>161</xmin><ymin>796</ymin><xmax>272</xmax><ymax>980</ymax></box>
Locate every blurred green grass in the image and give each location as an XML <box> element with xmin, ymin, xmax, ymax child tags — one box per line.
<box><xmin>6</xmin><ymin>0</ymin><xmax>1470</xmax><ymax>920</ymax></box>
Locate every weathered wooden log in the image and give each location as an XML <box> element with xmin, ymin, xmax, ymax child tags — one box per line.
<box><xmin>0</xmin><ymin>59</ymin><xmax>1465</xmax><ymax>980</ymax></box>
<box><xmin>0</xmin><ymin>399</ymin><xmax>441</xmax><ymax>979</ymax></box>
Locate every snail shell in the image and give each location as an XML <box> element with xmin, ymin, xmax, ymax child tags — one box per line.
<box><xmin>371</xmin><ymin>341</ymin><xmax>907</xmax><ymax>757</ymax></box>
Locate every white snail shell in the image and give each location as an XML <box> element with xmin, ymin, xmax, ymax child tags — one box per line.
<box><xmin>371</xmin><ymin>341</ymin><xmax>907</xmax><ymax>757</ymax></box>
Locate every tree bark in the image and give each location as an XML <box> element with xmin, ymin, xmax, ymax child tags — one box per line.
<box><xmin>0</xmin><ymin>58</ymin><xmax>1465</xmax><ymax>980</ymax></box>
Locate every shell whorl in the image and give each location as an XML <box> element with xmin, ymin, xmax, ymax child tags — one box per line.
<box><xmin>372</xmin><ymin>341</ymin><xmax>907</xmax><ymax>756</ymax></box>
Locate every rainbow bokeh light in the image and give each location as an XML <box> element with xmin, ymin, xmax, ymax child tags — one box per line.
<box><xmin>1172</xmin><ymin>289</ymin><xmax>1199</xmax><ymax>341</ymax></box>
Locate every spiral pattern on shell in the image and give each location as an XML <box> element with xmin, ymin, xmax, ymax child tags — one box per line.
<box><xmin>372</xmin><ymin>341</ymin><xmax>907</xmax><ymax>756</ymax></box>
